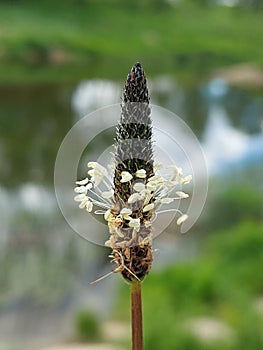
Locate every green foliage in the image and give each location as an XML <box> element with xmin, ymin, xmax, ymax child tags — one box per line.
<box><xmin>238</xmin><ymin>0</ymin><xmax>263</xmax><ymax>10</ymax></box>
<box><xmin>1</xmin><ymin>1</ymin><xmax>263</xmax><ymax>83</ymax></box>
<box><xmin>203</xmin><ymin>185</ymin><xmax>263</xmax><ymax>232</ymax></box>
<box><xmin>75</xmin><ymin>310</ymin><xmax>101</xmax><ymax>342</ymax></box>
<box><xmin>145</xmin><ymin>326</ymin><xmax>211</xmax><ymax>350</ymax></box>
<box><xmin>206</xmin><ymin>221</ymin><xmax>263</xmax><ymax>295</ymax></box>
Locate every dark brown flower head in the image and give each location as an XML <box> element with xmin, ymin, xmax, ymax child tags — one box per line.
<box><xmin>109</xmin><ymin>62</ymin><xmax>155</xmax><ymax>282</ymax></box>
<box><xmin>114</xmin><ymin>63</ymin><xmax>154</xmax><ymax>205</ymax></box>
<box><xmin>123</xmin><ymin>62</ymin><xmax>150</xmax><ymax>103</ymax></box>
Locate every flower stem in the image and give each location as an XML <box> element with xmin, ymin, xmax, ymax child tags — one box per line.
<box><xmin>131</xmin><ymin>280</ymin><xmax>143</xmax><ymax>350</ymax></box>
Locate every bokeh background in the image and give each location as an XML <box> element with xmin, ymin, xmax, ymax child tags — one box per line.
<box><xmin>0</xmin><ymin>1</ymin><xmax>263</xmax><ymax>349</ymax></box>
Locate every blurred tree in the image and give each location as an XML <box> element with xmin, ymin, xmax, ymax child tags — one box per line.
<box><xmin>75</xmin><ymin>310</ymin><xmax>101</xmax><ymax>341</ymax></box>
<box><xmin>202</xmin><ymin>184</ymin><xmax>263</xmax><ymax>232</ymax></box>
<box><xmin>238</xmin><ymin>0</ymin><xmax>263</xmax><ymax>9</ymax></box>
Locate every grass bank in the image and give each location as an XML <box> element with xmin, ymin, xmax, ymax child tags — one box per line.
<box><xmin>0</xmin><ymin>1</ymin><xmax>262</xmax><ymax>83</ymax></box>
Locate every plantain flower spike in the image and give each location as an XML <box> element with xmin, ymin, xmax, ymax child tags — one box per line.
<box><xmin>111</xmin><ymin>62</ymin><xmax>154</xmax><ymax>282</ymax></box>
<box><xmin>74</xmin><ymin>63</ymin><xmax>191</xmax><ymax>283</ymax></box>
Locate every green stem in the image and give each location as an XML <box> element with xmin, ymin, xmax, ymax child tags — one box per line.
<box><xmin>131</xmin><ymin>281</ymin><xmax>143</xmax><ymax>350</ymax></box>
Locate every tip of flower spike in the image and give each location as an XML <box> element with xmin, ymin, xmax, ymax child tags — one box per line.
<box><xmin>123</xmin><ymin>62</ymin><xmax>149</xmax><ymax>103</ymax></box>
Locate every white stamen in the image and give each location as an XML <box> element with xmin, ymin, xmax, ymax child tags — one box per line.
<box><xmin>146</xmin><ymin>182</ymin><xmax>157</xmax><ymax>192</ymax></box>
<box><xmin>88</xmin><ymin>162</ymin><xmax>108</xmax><ymax>176</ymax></box>
<box><xmin>177</xmin><ymin>214</ymin><xmax>188</xmax><ymax>225</ymax></box>
<box><xmin>79</xmin><ymin>198</ymin><xmax>89</xmax><ymax>209</ymax></box>
<box><xmin>133</xmin><ymin>183</ymin><xmax>145</xmax><ymax>192</ymax></box>
<box><xmin>160</xmin><ymin>198</ymin><xmax>174</xmax><ymax>204</ymax></box>
<box><xmin>181</xmin><ymin>175</ymin><xmax>192</xmax><ymax>185</ymax></box>
<box><xmin>88</xmin><ymin>169</ymin><xmax>104</xmax><ymax>187</ymax></box>
<box><xmin>135</xmin><ymin>169</ymin><xmax>146</xmax><ymax>178</ymax></box>
<box><xmin>153</xmin><ymin>162</ymin><xmax>163</xmax><ymax>169</ymax></box>
<box><xmin>120</xmin><ymin>171</ymin><xmax>133</xmax><ymax>183</ymax></box>
<box><xmin>74</xmin><ymin>186</ymin><xmax>87</xmax><ymax>194</ymax></box>
<box><xmin>76</xmin><ymin>178</ymin><xmax>89</xmax><ymax>185</ymax></box>
<box><xmin>104</xmin><ymin>209</ymin><xmax>113</xmax><ymax>221</ymax></box>
<box><xmin>167</xmin><ymin>165</ymin><xmax>183</xmax><ymax>181</ymax></box>
<box><xmin>86</xmin><ymin>201</ymin><xmax>93</xmax><ymax>212</ymax></box>
<box><xmin>94</xmin><ymin>210</ymin><xmax>106</xmax><ymax>215</ymax></box>
<box><xmin>143</xmin><ymin>203</ymin><xmax>155</xmax><ymax>212</ymax></box>
<box><xmin>128</xmin><ymin>218</ymin><xmax>140</xmax><ymax>230</ymax></box>
<box><xmin>74</xmin><ymin>193</ymin><xmax>86</xmax><ymax>202</ymax></box>
<box><xmin>176</xmin><ymin>191</ymin><xmax>189</xmax><ymax>198</ymax></box>
<box><xmin>89</xmin><ymin>199</ymin><xmax>111</xmax><ymax>209</ymax></box>
<box><xmin>128</xmin><ymin>192</ymin><xmax>142</xmax><ymax>204</ymax></box>
<box><xmin>120</xmin><ymin>208</ymin><xmax>132</xmax><ymax>220</ymax></box>
<box><xmin>101</xmin><ymin>190</ymin><xmax>114</xmax><ymax>199</ymax></box>
<box><xmin>143</xmin><ymin>191</ymin><xmax>153</xmax><ymax>206</ymax></box>
<box><xmin>156</xmin><ymin>208</ymin><xmax>182</xmax><ymax>216</ymax></box>
<box><xmin>148</xmin><ymin>175</ymin><xmax>162</xmax><ymax>182</ymax></box>
<box><xmin>166</xmin><ymin>180</ymin><xmax>178</xmax><ymax>188</ymax></box>
<box><xmin>86</xmin><ymin>183</ymin><xmax>93</xmax><ymax>190</ymax></box>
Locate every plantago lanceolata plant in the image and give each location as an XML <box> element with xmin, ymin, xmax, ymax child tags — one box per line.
<box><xmin>74</xmin><ymin>62</ymin><xmax>191</xmax><ymax>349</ymax></box>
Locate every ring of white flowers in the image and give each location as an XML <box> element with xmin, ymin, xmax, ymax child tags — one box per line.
<box><xmin>54</xmin><ymin>103</ymin><xmax>208</xmax><ymax>246</ymax></box>
<box><xmin>74</xmin><ymin>161</ymin><xmax>192</xmax><ymax>238</ymax></box>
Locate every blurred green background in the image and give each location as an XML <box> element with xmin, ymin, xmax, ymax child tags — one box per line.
<box><xmin>0</xmin><ymin>0</ymin><xmax>263</xmax><ymax>349</ymax></box>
